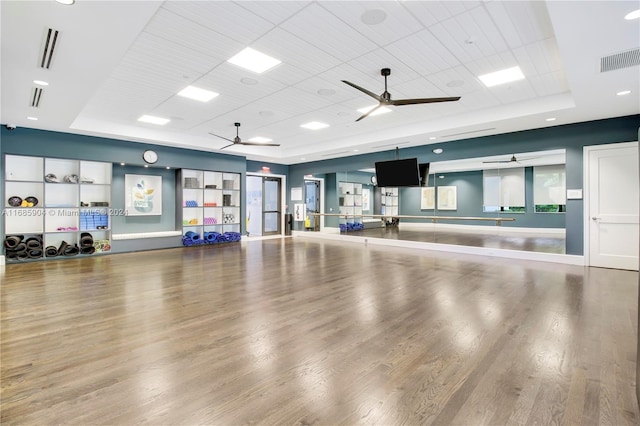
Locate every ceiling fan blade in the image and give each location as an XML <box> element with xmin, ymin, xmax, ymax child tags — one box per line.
<box><xmin>355</xmin><ymin>103</ymin><xmax>383</xmax><ymax>122</ymax></box>
<box><xmin>482</xmin><ymin>160</ymin><xmax>513</xmax><ymax>163</ymax></box>
<box><xmin>208</xmin><ymin>132</ymin><xmax>234</xmax><ymax>143</ymax></box>
<box><xmin>238</xmin><ymin>141</ymin><xmax>280</xmax><ymax>147</ymax></box>
<box><xmin>341</xmin><ymin>80</ymin><xmax>384</xmax><ymax>102</ymax></box>
<box><xmin>219</xmin><ymin>142</ymin><xmax>236</xmax><ymax>150</ymax></box>
<box><xmin>390</xmin><ymin>96</ymin><xmax>461</xmax><ymax>106</ymax></box>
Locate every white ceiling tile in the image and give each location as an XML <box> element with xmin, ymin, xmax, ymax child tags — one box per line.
<box><xmin>234</xmin><ymin>1</ymin><xmax>311</xmax><ymax>25</ymax></box>
<box><xmin>279</xmin><ymin>3</ymin><xmax>378</xmax><ymax>62</ymax></box>
<box><xmin>161</xmin><ymin>1</ymin><xmax>275</xmax><ymax>45</ymax></box>
<box><xmin>429</xmin><ymin>66</ymin><xmax>486</xmax><ymax>95</ymax></box>
<box><xmin>528</xmin><ymin>71</ymin><xmax>570</xmax><ymax>97</ymax></box>
<box><xmin>499</xmin><ymin>1</ymin><xmax>555</xmax><ymax>45</ymax></box>
<box><xmin>385</xmin><ymin>30</ymin><xmax>462</xmax><ymax>74</ymax></box>
<box><xmin>320</xmin><ymin>1</ymin><xmax>423</xmax><ymax>46</ymax></box>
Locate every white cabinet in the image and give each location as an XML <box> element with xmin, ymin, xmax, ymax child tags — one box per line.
<box><xmin>3</xmin><ymin>155</ymin><xmax>112</xmax><ymax>262</ymax></box>
<box><xmin>338</xmin><ymin>181</ymin><xmax>363</xmax><ymax>231</ymax></box>
<box><xmin>177</xmin><ymin>169</ymin><xmax>242</xmax><ymax>245</ymax></box>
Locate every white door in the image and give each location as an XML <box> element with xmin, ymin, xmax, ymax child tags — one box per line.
<box><xmin>587</xmin><ymin>142</ymin><xmax>639</xmax><ymax>270</ymax></box>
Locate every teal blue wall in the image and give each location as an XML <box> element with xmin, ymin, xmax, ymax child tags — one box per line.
<box><xmin>1</xmin><ymin>127</ymin><xmax>247</xmax><ymax>253</ymax></box>
<box><xmin>288</xmin><ymin>115</ymin><xmax>640</xmax><ymax>255</ymax></box>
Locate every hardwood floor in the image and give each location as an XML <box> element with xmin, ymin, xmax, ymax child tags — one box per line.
<box><xmin>1</xmin><ymin>237</ymin><xmax>637</xmax><ymax>425</ymax></box>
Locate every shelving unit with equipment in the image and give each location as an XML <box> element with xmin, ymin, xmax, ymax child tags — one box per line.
<box><xmin>379</xmin><ymin>186</ymin><xmax>399</xmax><ymax>226</ymax></box>
<box><xmin>3</xmin><ymin>154</ymin><xmax>112</xmax><ymax>262</ymax></box>
<box><xmin>176</xmin><ymin>169</ymin><xmax>242</xmax><ymax>245</ymax></box>
<box><xmin>338</xmin><ymin>181</ymin><xmax>363</xmax><ymax>231</ymax></box>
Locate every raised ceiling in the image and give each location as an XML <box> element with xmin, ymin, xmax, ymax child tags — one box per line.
<box><xmin>1</xmin><ymin>1</ymin><xmax>638</xmax><ymax>164</ymax></box>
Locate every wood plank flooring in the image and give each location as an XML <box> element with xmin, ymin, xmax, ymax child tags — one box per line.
<box><xmin>1</xmin><ymin>237</ymin><xmax>637</xmax><ymax>425</ymax></box>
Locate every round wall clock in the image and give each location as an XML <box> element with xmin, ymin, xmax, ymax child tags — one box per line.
<box><xmin>143</xmin><ymin>150</ymin><xmax>158</xmax><ymax>164</ymax></box>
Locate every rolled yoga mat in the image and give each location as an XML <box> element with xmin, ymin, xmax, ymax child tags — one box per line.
<box><xmin>80</xmin><ymin>232</ymin><xmax>94</xmax><ymax>248</ymax></box>
<box><xmin>25</xmin><ymin>236</ymin><xmax>43</xmax><ymax>249</ymax></box>
<box><xmin>184</xmin><ymin>231</ymin><xmax>200</xmax><ymax>242</ymax></box>
<box><xmin>28</xmin><ymin>249</ymin><xmax>43</xmax><ymax>259</ymax></box>
<box><xmin>5</xmin><ymin>251</ymin><xmax>18</xmax><ymax>260</ymax></box>
<box><xmin>80</xmin><ymin>246</ymin><xmax>95</xmax><ymax>255</ymax></box>
<box><xmin>57</xmin><ymin>241</ymin><xmax>70</xmax><ymax>256</ymax></box>
<box><xmin>45</xmin><ymin>246</ymin><xmax>58</xmax><ymax>257</ymax></box>
<box><xmin>63</xmin><ymin>244</ymin><xmax>79</xmax><ymax>256</ymax></box>
<box><xmin>4</xmin><ymin>235</ymin><xmax>24</xmax><ymax>249</ymax></box>
<box><xmin>12</xmin><ymin>242</ymin><xmax>27</xmax><ymax>253</ymax></box>
<box><xmin>16</xmin><ymin>251</ymin><xmax>29</xmax><ymax>260</ymax></box>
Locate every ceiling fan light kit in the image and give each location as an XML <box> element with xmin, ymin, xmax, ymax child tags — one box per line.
<box><xmin>342</xmin><ymin>68</ymin><xmax>461</xmax><ymax>121</ymax></box>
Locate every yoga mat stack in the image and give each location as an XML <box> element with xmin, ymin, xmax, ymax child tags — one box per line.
<box><xmin>80</xmin><ymin>232</ymin><xmax>95</xmax><ymax>255</ymax></box>
<box><xmin>4</xmin><ymin>234</ymin><xmax>43</xmax><ymax>261</ymax></box>
<box><xmin>182</xmin><ymin>231</ymin><xmax>242</xmax><ymax>246</ymax></box>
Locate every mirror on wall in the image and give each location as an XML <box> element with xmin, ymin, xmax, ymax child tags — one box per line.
<box><xmin>331</xmin><ymin>149</ymin><xmax>567</xmax><ymax>254</ymax></box>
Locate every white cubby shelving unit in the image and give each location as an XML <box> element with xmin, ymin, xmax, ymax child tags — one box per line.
<box><xmin>177</xmin><ymin>169</ymin><xmax>241</xmax><ymax>244</ymax></box>
<box><xmin>3</xmin><ymin>154</ymin><xmax>112</xmax><ymax>262</ymax></box>
<box><xmin>380</xmin><ymin>186</ymin><xmax>399</xmax><ymax>225</ymax></box>
<box><xmin>338</xmin><ymin>181</ymin><xmax>363</xmax><ymax>231</ymax></box>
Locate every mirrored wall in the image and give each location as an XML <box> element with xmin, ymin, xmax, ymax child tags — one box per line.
<box><xmin>330</xmin><ymin>149</ymin><xmax>566</xmax><ymax>254</ymax></box>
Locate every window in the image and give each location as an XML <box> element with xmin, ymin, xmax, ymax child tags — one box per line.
<box><xmin>534</xmin><ymin>164</ymin><xmax>566</xmax><ymax>213</ymax></box>
<box><xmin>483</xmin><ymin>168</ymin><xmax>525</xmax><ymax>213</ymax></box>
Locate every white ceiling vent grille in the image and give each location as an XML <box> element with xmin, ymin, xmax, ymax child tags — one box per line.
<box><xmin>441</xmin><ymin>128</ymin><xmax>496</xmax><ymax>138</ymax></box>
<box><xmin>31</xmin><ymin>87</ymin><xmax>43</xmax><ymax>108</ymax></box>
<box><xmin>600</xmin><ymin>48</ymin><xmax>640</xmax><ymax>72</ymax></box>
<box><xmin>40</xmin><ymin>28</ymin><xmax>59</xmax><ymax>69</ymax></box>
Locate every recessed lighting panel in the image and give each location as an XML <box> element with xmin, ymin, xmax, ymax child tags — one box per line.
<box><xmin>357</xmin><ymin>105</ymin><xmax>392</xmax><ymax>116</ymax></box>
<box><xmin>27</xmin><ymin>116</ymin><xmax>38</xmax><ymax>121</ymax></box>
<box><xmin>624</xmin><ymin>9</ymin><xmax>640</xmax><ymax>20</ymax></box>
<box><xmin>248</xmin><ymin>137</ymin><xmax>272</xmax><ymax>143</ymax></box>
<box><xmin>429</xmin><ymin>137</ymin><xmax>437</xmax><ymax>140</ymax></box>
<box><xmin>33</xmin><ymin>80</ymin><xmax>49</xmax><ymax>86</ymax></box>
<box><xmin>617</xmin><ymin>90</ymin><xmax>632</xmax><ymax>96</ymax></box>
<box><xmin>478</xmin><ymin>66</ymin><xmax>525</xmax><ymax>87</ymax></box>
<box><xmin>55</xmin><ymin>0</ymin><xmax>75</xmax><ymax>5</ymax></box>
<box><xmin>432</xmin><ymin>148</ymin><xmax>443</xmax><ymax>154</ymax></box>
<box><xmin>177</xmin><ymin>86</ymin><xmax>219</xmax><ymax>102</ymax></box>
<box><xmin>227</xmin><ymin>47</ymin><xmax>281</xmax><ymax>74</ymax></box>
<box><xmin>546</xmin><ymin>117</ymin><xmax>556</xmax><ymax>121</ymax></box>
<box><xmin>300</xmin><ymin>121</ymin><xmax>329</xmax><ymax>130</ymax></box>
<box><xmin>138</xmin><ymin>115</ymin><xmax>170</xmax><ymax>125</ymax></box>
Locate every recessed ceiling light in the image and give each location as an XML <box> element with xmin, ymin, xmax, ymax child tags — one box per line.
<box><xmin>361</xmin><ymin>9</ymin><xmax>387</xmax><ymax>25</ymax></box>
<box><xmin>227</xmin><ymin>47</ymin><xmax>281</xmax><ymax>74</ymax></box>
<box><xmin>33</xmin><ymin>80</ymin><xmax>48</xmax><ymax>86</ymax></box>
<box><xmin>439</xmin><ymin>175</ymin><xmax>445</xmax><ymax>179</ymax></box>
<box><xmin>478</xmin><ymin>66</ymin><xmax>525</xmax><ymax>87</ymax></box>
<box><xmin>353</xmin><ymin>149</ymin><xmax>359</xmax><ymax>152</ymax></box>
<box><xmin>300</xmin><ymin>157</ymin><xmax>306</xmax><ymax>160</ymax></box>
<box><xmin>248</xmin><ymin>136</ymin><xmax>272</xmax><ymax>143</ymax></box>
<box><xmin>301</xmin><ymin>121</ymin><xmax>329</xmax><ymax>130</ymax></box>
<box><xmin>357</xmin><ymin>105</ymin><xmax>392</xmax><ymax>116</ymax></box>
<box><xmin>120</xmin><ymin>163</ymin><xmax>125</xmax><ymax>166</ymax></box>
<box><xmin>27</xmin><ymin>116</ymin><xmax>38</xmax><ymax>121</ymax></box>
<box><xmin>144</xmin><ymin>165</ymin><xmax>149</xmax><ymax>168</ymax></box>
<box><xmin>429</xmin><ymin>137</ymin><xmax>437</xmax><ymax>140</ymax></box>
<box><xmin>138</xmin><ymin>115</ymin><xmax>170</xmax><ymax>125</ymax></box>
<box><xmin>55</xmin><ymin>0</ymin><xmax>75</xmax><ymax>5</ymax></box>
<box><xmin>166</xmin><ymin>166</ymin><xmax>171</xmax><ymax>170</ymax></box>
<box><xmin>177</xmin><ymin>86</ymin><xmax>219</xmax><ymax>102</ymax></box>
<box><xmin>432</xmin><ymin>148</ymin><xmax>443</xmax><ymax>154</ymax></box>
<box><xmin>624</xmin><ymin>9</ymin><xmax>640</xmax><ymax>20</ymax></box>
<box><xmin>317</xmin><ymin>89</ymin><xmax>336</xmax><ymax>96</ymax></box>
<box><xmin>617</xmin><ymin>90</ymin><xmax>632</xmax><ymax>96</ymax></box>
<box><xmin>545</xmin><ymin>117</ymin><xmax>556</xmax><ymax>121</ymax></box>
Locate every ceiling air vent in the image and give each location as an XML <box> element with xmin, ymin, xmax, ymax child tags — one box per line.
<box><xmin>31</xmin><ymin>87</ymin><xmax>43</xmax><ymax>108</ymax></box>
<box><xmin>600</xmin><ymin>48</ymin><xmax>640</xmax><ymax>73</ymax></box>
<box><xmin>40</xmin><ymin>28</ymin><xmax>59</xmax><ymax>69</ymax></box>
<box><xmin>441</xmin><ymin>127</ymin><xmax>495</xmax><ymax>138</ymax></box>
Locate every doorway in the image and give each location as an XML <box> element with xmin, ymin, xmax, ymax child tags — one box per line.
<box><xmin>585</xmin><ymin>141</ymin><xmax>639</xmax><ymax>270</ymax></box>
<box><xmin>246</xmin><ymin>175</ymin><xmax>282</xmax><ymax>236</ymax></box>
<box><xmin>305</xmin><ymin>180</ymin><xmax>320</xmax><ymax>231</ymax></box>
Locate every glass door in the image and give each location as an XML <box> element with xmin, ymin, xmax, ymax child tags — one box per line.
<box><xmin>263</xmin><ymin>177</ymin><xmax>281</xmax><ymax>235</ymax></box>
<box><xmin>304</xmin><ymin>180</ymin><xmax>320</xmax><ymax>231</ymax></box>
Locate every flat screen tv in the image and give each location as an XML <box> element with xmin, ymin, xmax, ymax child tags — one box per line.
<box><xmin>374</xmin><ymin>158</ymin><xmax>421</xmax><ymax>187</ymax></box>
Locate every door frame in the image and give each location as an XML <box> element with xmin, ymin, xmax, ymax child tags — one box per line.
<box><xmin>247</xmin><ymin>172</ymin><xmax>287</xmax><ymax>236</ymax></box>
<box><xmin>304</xmin><ymin>176</ymin><xmax>325</xmax><ymax>232</ymax></box>
<box><xmin>583</xmin><ymin>140</ymin><xmax>638</xmax><ymax>267</ymax></box>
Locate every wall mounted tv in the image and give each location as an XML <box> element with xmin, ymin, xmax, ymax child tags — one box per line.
<box><xmin>374</xmin><ymin>158</ymin><xmax>421</xmax><ymax>187</ymax></box>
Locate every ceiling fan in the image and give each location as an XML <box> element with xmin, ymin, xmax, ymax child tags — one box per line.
<box><xmin>209</xmin><ymin>122</ymin><xmax>280</xmax><ymax>150</ymax></box>
<box><xmin>341</xmin><ymin>68</ymin><xmax>461</xmax><ymax>122</ymax></box>
<box><xmin>483</xmin><ymin>154</ymin><xmax>538</xmax><ymax>164</ymax></box>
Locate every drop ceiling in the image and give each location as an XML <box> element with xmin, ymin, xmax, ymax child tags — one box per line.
<box><xmin>1</xmin><ymin>1</ymin><xmax>638</xmax><ymax>165</ymax></box>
